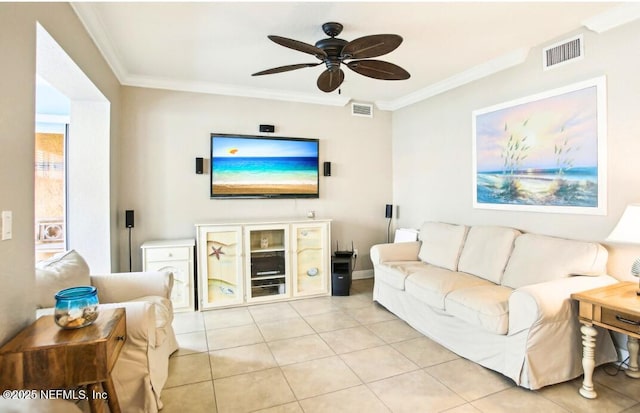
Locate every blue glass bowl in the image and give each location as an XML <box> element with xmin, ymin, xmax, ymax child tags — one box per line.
<box><xmin>54</xmin><ymin>286</ymin><xmax>99</xmax><ymax>329</ymax></box>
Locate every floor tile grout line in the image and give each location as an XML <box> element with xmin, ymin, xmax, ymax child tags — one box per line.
<box><xmin>591</xmin><ymin>371</ymin><xmax>640</xmax><ymax>403</ymax></box>
<box><xmin>535</xmin><ymin>376</ymin><xmax>636</xmax><ymax>413</ymax></box>
<box><xmin>279</xmin><ymin>353</ymin><xmax>363</xmax><ymax>403</ymax></box>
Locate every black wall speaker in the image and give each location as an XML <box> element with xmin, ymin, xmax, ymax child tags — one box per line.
<box><xmin>385</xmin><ymin>204</ymin><xmax>393</xmax><ymax>219</ymax></box>
<box><xmin>323</xmin><ymin>161</ymin><xmax>331</xmax><ymax>177</ymax></box>
<box><xmin>125</xmin><ymin>210</ymin><xmax>135</xmax><ymax>228</ymax></box>
<box><xmin>259</xmin><ymin>124</ymin><xmax>275</xmax><ymax>133</ymax></box>
<box><xmin>195</xmin><ymin>157</ymin><xmax>204</xmax><ymax>174</ymax></box>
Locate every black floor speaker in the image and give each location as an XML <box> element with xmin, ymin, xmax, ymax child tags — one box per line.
<box><xmin>125</xmin><ymin>210</ymin><xmax>135</xmax><ymax>228</ymax></box>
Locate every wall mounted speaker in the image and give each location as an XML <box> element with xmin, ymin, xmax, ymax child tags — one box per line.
<box><xmin>259</xmin><ymin>124</ymin><xmax>275</xmax><ymax>133</ymax></box>
<box><xmin>125</xmin><ymin>210</ymin><xmax>135</xmax><ymax>228</ymax></box>
<box><xmin>323</xmin><ymin>162</ymin><xmax>331</xmax><ymax>177</ymax></box>
<box><xmin>385</xmin><ymin>204</ymin><xmax>393</xmax><ymax>219</ymax></box>
<box><xmin>195</xmin><ymin>157</ymin><xmax>204</xmax><ymax>174</ymax></box>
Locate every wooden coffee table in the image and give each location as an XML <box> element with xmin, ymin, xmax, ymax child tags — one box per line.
<box><xmin>0</xmin><ymin>307</ymin><xmax>126</xmax><ymax>413</ymax></box>
<box><xmin>571</xmin><ymin>282</ymin><xmax>639</xmax><ymax>399</ymax></box>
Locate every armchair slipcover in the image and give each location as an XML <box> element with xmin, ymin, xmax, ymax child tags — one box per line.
<box><xmin>35</xmin><ymin>250</ymin><xmax>178</xmax><ymax>413</ymax></box>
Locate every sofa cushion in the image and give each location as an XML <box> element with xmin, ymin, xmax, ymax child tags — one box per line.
<box><xmin>445</xmin><ymin>285</ymin><xmax>513</xmax><ymax>335</ymax></box>
<box><xmin>405</xmin><ymin>266</ymin><xmax>491</xmax><ymax>310</ymax></box>
<box><xmin>35</xmin><ymin>250</ymin><xmax>91</xmax><ymax>308</ymax></box>
<box><xmin>375</xmin><ymin>261</ymin><xmax>425</xmax><ymax>290</ymax></box>
<box><xmin>458</xmin><ymin>226</ymin><xmax>521</xmax><ymax>284</ymax></box>
<box><xmin>418</xmin><ymin>222</ymin><xmax>468</xmax><ymax>271</ymax></box>
<box><xmin>501</xmin><ymin>234</ymin><xmax>608</xmax><ymax>289</ymax></box>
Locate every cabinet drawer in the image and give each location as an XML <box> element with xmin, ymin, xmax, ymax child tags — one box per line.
<box><xmin>106</xmin><ymin>311</ymin><xmax>127</xmax><ymax>371</ymax></box>
<box><xmin>602</xmin><ymin>308</ymin><xmax>640</xmax><ymax>335</ymax></box>
<box><xmin>145</xmin><ymin>247</ymin><xmax>190</xmax><ymax>262</ymax></box>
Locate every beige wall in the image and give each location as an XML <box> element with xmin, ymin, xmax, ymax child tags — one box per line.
<box><xmin>119</xmin><ymin>87</ymin><xmax>392</xmax><ymax>273</ymax></box>
<box><xmin>392</xmin><ymin>20</ymin><xmax>640</xmax><ymax>280</ymax></box>
<box><xmin>0</xmin><ymin>3</ymin><xmax>120</xmax><ymax>345</ymax></box>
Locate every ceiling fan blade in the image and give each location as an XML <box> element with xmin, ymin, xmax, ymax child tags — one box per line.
<box><xmin>317</xmin><ymin>68</ymin><xmax>345</xmax><ymax>92</ymax></box>
<box><xmin>252</xmin><ymin>63</ymin><xmax>321</xmax><ymax>76</ymax></box>
<box><xmin>346</xmin><ymin>60</ymin><xmax>410</xmax><ymax>80</ymax></box>
<box><xmin>268</xmin><ymin>35</ymin><xmax>328</xmax><ymax>59</ymax></box>
<box><xmin>341</xmin><ymin>34</ymin><xmax>403</xmax><ymax>59</ymax></box>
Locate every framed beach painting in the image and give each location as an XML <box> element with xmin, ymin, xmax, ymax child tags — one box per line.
<box><xmin>472</xmin><ymin>76</ymin><xmax>607</xmax><ymax>215</ymax></box>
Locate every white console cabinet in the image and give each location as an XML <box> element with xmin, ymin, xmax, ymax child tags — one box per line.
<box><xmin>196</xmin><ymin>219</ymin><xmax>331</xmax><ymax>310</ymax></box>
<box><xmin>141</xmin><ymin>239</ymin><xmax>195</xmax><ymax>312</ymax></box>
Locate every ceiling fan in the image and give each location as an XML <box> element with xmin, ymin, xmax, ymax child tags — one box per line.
<box><xmin>252</xmin><ymin>22</ymin><xmax>410</xmax><ymax>93</ymax></box>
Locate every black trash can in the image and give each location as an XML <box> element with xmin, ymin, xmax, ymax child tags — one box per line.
<box><xmin>331</xmin><ymin>256</ymin><xmax>352</xmax><ymax>296</ymax></box>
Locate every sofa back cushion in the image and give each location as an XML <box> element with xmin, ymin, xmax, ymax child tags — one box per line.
<box><xmin>458</xmin><ymin>226</ymin><xmax>521</xmax><ymax>284</ymax></box>
<box><xmin>35</xmin><ymin>249</ymin><xmax>91</xmax><ymax>308</ymax></box>
<box><xmin>501</xmin><ymin>233</ymin><xmax>608</xmax><ymax>289</ymax></box>
<box><xmin>418</xmin><ymin>222</ymin><xmax>468</xmax><ymax>271</ymax></box>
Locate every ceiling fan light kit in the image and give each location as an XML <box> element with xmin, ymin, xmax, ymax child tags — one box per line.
<box><xmin>252</xmin><ymin>22</ymin><xmax>410</xmax><ymax>93</ymax></box>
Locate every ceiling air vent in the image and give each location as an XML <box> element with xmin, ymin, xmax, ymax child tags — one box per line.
<box><xmin>543</xmin><ymin>35</ymin><xmax>583</xmax><ymax>70</ymax></box>
<box><xmin>351</xmin><ymin>102</ymin><xmax>373</xmax><ymax>118</ymax></box>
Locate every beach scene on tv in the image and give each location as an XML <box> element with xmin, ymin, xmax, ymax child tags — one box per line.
<box><xmin>211</xmin><ymin>136</ymin><xmax>319</xmax><ymax>197</ymax></box>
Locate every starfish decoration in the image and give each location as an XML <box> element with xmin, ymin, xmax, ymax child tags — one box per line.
<box><xmin>209</xmin><ymin>245</ymin><xmax>225</xmax><ymax>260</ymax></box>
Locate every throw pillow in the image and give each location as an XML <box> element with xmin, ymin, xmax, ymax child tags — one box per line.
<box><xmin>35</xmin><ymin>250</ymin><xmax>91</xmax><ymax>308</ymax></box>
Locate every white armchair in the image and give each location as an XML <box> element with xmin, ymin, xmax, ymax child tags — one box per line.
<box><xmin>35</xmin><ymin>250</ymin><xmax>178</xmax><ymax>413</ymax></box>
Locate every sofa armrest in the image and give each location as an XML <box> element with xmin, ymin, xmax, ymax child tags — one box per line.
<box><xmin>370</xmin><ymin>241</ymin><xmax>421</xmax><ymax>265</ymax></box>
<box><xmin>90</xmin><ymin>271</ymin><xmax>173</xmax><ymax>303</ymax></box>
<box><xmin>508</xmin><ymin>274</ymin><xmax>618</xmax><ymax>334</ymax></box>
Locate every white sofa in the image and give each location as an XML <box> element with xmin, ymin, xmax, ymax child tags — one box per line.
<box><xmin>371</xmin><ymin>222</ymin><xmax>620</xmax><ymax>390</ymax></box>
<box><xmin>35</xmin><ymin>250</ymin><xmax>179</xmax><ymax>413</ymax></box>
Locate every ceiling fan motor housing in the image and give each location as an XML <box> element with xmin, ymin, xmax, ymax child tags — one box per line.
<box><xmin>315</xmin><ymin>37</ymin><xmax>348</xmax><ymax>68</ymax></box>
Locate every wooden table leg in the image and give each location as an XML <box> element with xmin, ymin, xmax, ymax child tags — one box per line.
<box><xmin>579</xmin><ymin>324</ymin><xmax>598</xmax><ymax>399</ymax></box>
<box><xmin>102</xmin><ymin>374</ymin><xmax>121</xmax><ymax>413</ymax></box>
<box><xmin>626</xmin><ymin>336</ymin><xmax>640</xmax><ymax>379</ymax></box>
<box><xmin>87</xmin><ymin>383</ymin><xmax>105</xmax><ymax>413</ymax></box>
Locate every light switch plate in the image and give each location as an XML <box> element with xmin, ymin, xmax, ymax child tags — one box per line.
<box><xmin>2</xmin><ymin>211</ymin><xmax>12</xmax><ymax>240</ymax></box>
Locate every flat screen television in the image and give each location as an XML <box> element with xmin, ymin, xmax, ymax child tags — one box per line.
<box><xmin>210</xmin><ymin>133</ymin><xmax>320</xmax><ymax>199</ymax></box>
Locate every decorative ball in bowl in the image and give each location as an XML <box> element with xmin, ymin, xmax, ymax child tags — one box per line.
<box><xmin>54</xmin><ymin>286</ymin><xmax>99</xmax><ymax>329</ymax></box>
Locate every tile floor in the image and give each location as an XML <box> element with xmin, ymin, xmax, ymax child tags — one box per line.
<box><xmin>162</xmin><ymin>279</ymin><xmax>640</xmax><ymax>413</ymax></box>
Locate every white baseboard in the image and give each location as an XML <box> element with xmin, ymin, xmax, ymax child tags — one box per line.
<box><xmin>353</xmin><ymin>269</ymin><xmax>373</xmax><ymax>280</ymax></box>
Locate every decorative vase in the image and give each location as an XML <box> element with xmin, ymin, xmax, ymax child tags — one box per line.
<box><xmin>54</xmin><ymin>286</ymin><xmax>99</xmax><ymax>329</ymax></box>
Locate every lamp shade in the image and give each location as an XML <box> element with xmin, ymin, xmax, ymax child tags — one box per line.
<box><xmin>606</xmin><ymin>204</ymin><xmax>640</xmax><ymax>244</ymax></box>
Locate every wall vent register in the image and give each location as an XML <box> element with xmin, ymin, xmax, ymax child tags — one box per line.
<box><xmin>543</xmin><ymin>35</ymin><xmax>583</xmax><ymax>70</ymax></box>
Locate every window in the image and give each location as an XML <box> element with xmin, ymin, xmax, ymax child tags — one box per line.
<box><xmin>35</xmin><ymin>125</ymin><xmax>67</xmax><ymax>262</ymax></box>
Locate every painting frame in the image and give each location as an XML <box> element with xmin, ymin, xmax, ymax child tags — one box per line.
<box><xmin>472</xmin><ymin>76</ymin><xmax>607</xmax><ymax>215</ymax></box>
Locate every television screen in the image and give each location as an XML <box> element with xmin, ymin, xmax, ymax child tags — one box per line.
<box><xmin>210</xmin><ymin>134</ymin><xmax>319</xmax><ymax>198</ymax></box>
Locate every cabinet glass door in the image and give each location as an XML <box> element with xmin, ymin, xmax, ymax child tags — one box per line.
<box><xmin>245</xmin><ymin>225</ymin><xmax>289</xmax><ymax>302</ymax></box>
<box><xmin>198</xmin><ymin>226</ymin><xmax>243</xmax><ymax>308</ymax></box>
<box><xmin>292</xmin><ymin>223</ymin><xmax>328</xmax><ymax>296</ymax></box>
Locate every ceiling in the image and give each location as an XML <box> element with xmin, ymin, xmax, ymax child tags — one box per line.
<box><xmin>71</xmin><ymin>2</ymin><xmax>639</xmax><ymax>110</ymax></box>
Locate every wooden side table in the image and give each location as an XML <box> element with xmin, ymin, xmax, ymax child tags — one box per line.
<box><xmin>571</xmin><ymin>282</ymin><xmax>640</xmax><ymax>399</ymax></box>
<box><xmin>0</xmin><ymin>308</ymin><xmax>126</xmax><ymax>413</ymax></box>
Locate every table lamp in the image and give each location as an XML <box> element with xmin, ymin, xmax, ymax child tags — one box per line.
<box><xmin>606</xmin><ymin>204</ymin><xmax>640</xmax><ymax>295</ymax></box>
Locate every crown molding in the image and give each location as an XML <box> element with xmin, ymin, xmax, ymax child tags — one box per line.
<box><xmin>71</xmin><ymin>3</ymin><xmax>128</xmax><ymax>84</ymax></box>
<box><xmin>72</xmin><ymin>3</ymin><xmax>634</xmax><ymax>112</ymax></box>
<box><xmin>376</xmin><ymin>48</ymin><xmax>529</xmax><ymax>111</ymax></box>
<box><xmin>582</xmin><ymin>3</ymin><xmax>640</xmax><ymax>33</ymax></box>
<box><xmin>122</xmin><ymin>75</ymin><xmax>352</xmax><ymax>107</ymax></box>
